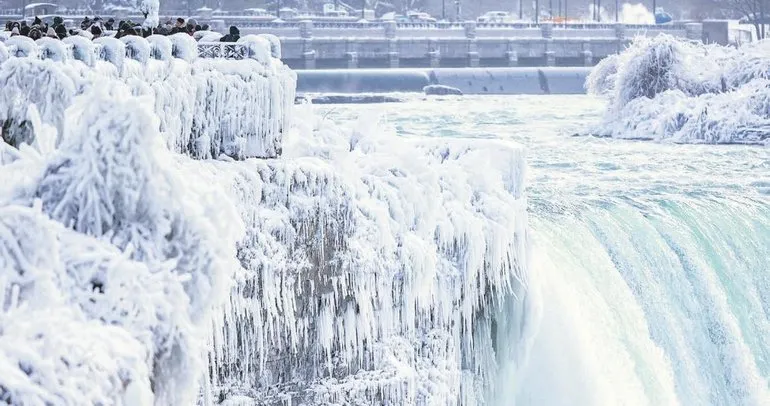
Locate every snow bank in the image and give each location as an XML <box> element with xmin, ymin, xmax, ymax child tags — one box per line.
<box><xmin>0</xmin><ymin>38</ymin><xmax>295</xmax><ymax>159</ymax></box>
<box><xmin>587</xmin><ymin>35</ymin><xmax>770</xmax><ymax>144</ymax></box>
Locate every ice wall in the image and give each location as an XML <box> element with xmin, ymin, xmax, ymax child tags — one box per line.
<box><xmin>587</xmin><ymin>35</ymin><xmax>770</xmax><ymax>144</ymax></box>
<box><xmin>0</xmin><ymin>34</ymin><xmax>295</xmax><ymax>159</ymax></box>
<box><xmin>199</xmin><ymin>108</ymin><xmax>530</xmax><ymax>404</ymax></box>
<box><xmin>0</xmin><ymin>36</ymin><xmax>529</xmax><ymax>406</ymax></box>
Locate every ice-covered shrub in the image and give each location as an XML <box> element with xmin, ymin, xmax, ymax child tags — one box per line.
<box><xmin>237</xmin><ymin>35</ymin><xmax>272</xmax><ymax>68</ymax></box>
<box><xmin>0</xmin><ymin>41</ymin><xmax>9</xmax><ymax>64</ymax></box>
<box><xmin>258</xmin><ymin>33</ymin><xmax>282</xmax><ymax>59</ymax></box>
<box><xmin>168</xmin><ymin>32</ymin><xmax>198</xmax><ymax>62</ymax></box>
<box><xmin>0</xmin><ymin>58</ymin><xmax>75</xmax><ymax>147</ymax></box>
<box><xmin>63</xmin><ymin>35</ymin><xmax>95</xmax><ymax>66</ymax></box>
<box><xmin>36</xmin><ymin>37</ymin><xmax>68</xmax><ymax>62</ymax></box>
<box><xmin>121</xmin><ymin>35</ymin><xmax>151</xmax><ymax>64</ymax></box>
<box><xmin>94</xmin><ymin>37</ymin><xmax>126</xmax><ymax>69</ymax></box>
<box><xmin>5</xmin><ymin>36</ymin><xmax>38</xmax><ymax>58</ymax></box>
<box><xmin>588</xmin><ymin>35</ymin><xmax>770</xmax><ymax>144</ymax></box>
<box><xmin>13</xmin><ymin>83</ymin><xmax>245</xmax><ymax>404</ymax></box>
<box><xmin>147</xmin><ymin>34</ymin><xmax>173</xmax><ymax>61</ymax></box>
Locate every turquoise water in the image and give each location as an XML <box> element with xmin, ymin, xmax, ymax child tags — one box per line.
<box><xmin>320</xmin><ymin>95</ymin><xmax>770</xmax><ymax>406</ymax></box>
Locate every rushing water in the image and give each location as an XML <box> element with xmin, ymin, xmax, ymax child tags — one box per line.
<box><xmin>319</xmin><ymin>95</ymin><xmax>770</xmax><ymax>406</ymax></box>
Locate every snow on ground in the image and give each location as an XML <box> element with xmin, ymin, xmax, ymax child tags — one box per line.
<box><xmin>0</xmin><ymin>36</ymin><xmax>530</xmax><ymax>405</ymax></box>
<box><xmin>587</xmin><ymin>35</ymin><xmax>770</xmax><ymax>144</ymax></box>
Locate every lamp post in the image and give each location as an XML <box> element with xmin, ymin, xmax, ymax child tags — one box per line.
<box><xmin>535</xmin><ymin>0</ymin><xmax>539</xmax><ymax>23</ymax></box>
<box><xmin>519</xmin><ymin>0</ymin><xmax>523</xmax><ymax>20</ymax></box>
<box><xmin>442</xmin><ymin>0</ymin><xmax>446</xmax><ymax>20</ymax></box>
<box><xmin>615</xmin><ymin>0</ymin><xmax>619</xmax><ymax>22</ymax></box>
<box><xmin>597</xmin><ymin>0</ymin><xmax>601</xmax><ymax>22</ymax></box>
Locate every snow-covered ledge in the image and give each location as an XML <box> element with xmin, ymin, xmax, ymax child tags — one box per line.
<box><xmin>0</xmin><ymin>33</ymin><xmax>295</xmax><ymax>159</ymax></box>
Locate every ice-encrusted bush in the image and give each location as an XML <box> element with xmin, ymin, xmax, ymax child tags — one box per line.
<box><xmin>259</xmin><ymin>33</ymin><xmax>282</xmax><ymax>59</ymax></box>
<box><xmin>589</xmin><ymin>35</ymin><xmax>770</xmax><ymax>144</ymax></box>
<box><xmin>0</xmin><ymin>58</ymin><xmax>75</xmax><ymax>147</ymax></box>
<box><xmin>36</xmin><ymin>37</ymin><xmax>68</xmax><ymax>62</ymax></box>
<box><xmin>5</xmin><ymin>36</ymin><xmax>37</xmax><ymax>58</ymax></box>
<box><xmin>147</xmin><ymin>35</ymin><xmax>173</xmax><ymax>61</ymax></box>
<box><xmin>0</xmin><ymin>42</ymin><xmax>8</xmax><ymax>64</ymax></box>
<box><xmin>122</xmin><ymin>36</ymin><xmax>151</xmax><ymax>64</ymax></box>
<box><xmin>63</xmin><ymin>35</ymin><xmax>96</xmax><ymax>66</ymax></box>
<box><xmin>168</xmin><ymin>32</ymin><xmax>198</xmax><ymax>62</ymax></box>
<box><xmin>94</xmin><ymin>36</ymin><xmax>126</xmax><ymax>69</ymax></box>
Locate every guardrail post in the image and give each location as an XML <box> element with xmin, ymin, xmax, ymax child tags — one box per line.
<box><xmin>384</xmin><ymin>21</ymin><xmax>397</xmax><ymax>39</ymax></box>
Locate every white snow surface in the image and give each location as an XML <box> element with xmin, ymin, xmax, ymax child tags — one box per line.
<box><xmin>587</xmin><ymin>35</ymin><xmax>770</xmax><ymax>144</ymax></box>
<box><xmin>0</xmin><ymin>51</ymin><xmax>530</xmax><ymax>405</ymax></box>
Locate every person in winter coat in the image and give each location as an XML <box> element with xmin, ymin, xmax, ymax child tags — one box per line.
<box><xmin>46</xmin><ymin>27</ymin><xmax>57</xmax><ymax>38</ymax></box>
<box><xmin>55</xmin><ymin>24</ymin><xmax>67</xmax><ymax>39</ymax></box>
<box><xmin>28</xmin><ymin>27</ymin><xmax>41</xmax><ymax>40</ymax></box>
<box><xmin>10</xmin><ymin>27</ymin><xmax>18</xmax><ymax>36</ymax></box>
<box><xmin>33</xmin><ymin>16</ymin><xmax>42</xmax><ymax>26</ymax></box>
<box><xmin>90</xmin><ymin>25</ymin><xmax>102</xmax><ymax>38</ymax></box>
<box><xmin>105</xmin><ymin>18</ymin><xmax>114</xmax><ymax>30</ymax></box>
<box><xmin>219</xmin><ymin>26</ymin><xmax>240</xmax><ymax>42</ymax></box>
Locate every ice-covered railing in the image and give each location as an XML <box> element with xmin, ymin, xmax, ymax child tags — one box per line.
<box><xmin>0</xmin><ymin>32</ymin><xmax>295</xmax><ymax>159</ymax></box>
<box><xmin>586</xmin><ymin>34</ymin><xmax>770</xmax><ymax>144</ymax></box>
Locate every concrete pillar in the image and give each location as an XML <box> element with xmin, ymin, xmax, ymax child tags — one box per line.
<box><xmin>303</xmin><ymin>49</ymin><xmax>316</xmax><ymax>69</ymax></box>
<box><xmin>346</xmin><ymin>39</ymin><xmax>358</xmax><ymax>69</ymax></box>
<box><xmin>346</xmin><ymin>52</ymin><xmax>358</xmax><ymax>69</ymax></box>
<box><xmin>702</xmin><ymin>20</ymin><xmax>729</xmax><ymax>45</ymax></box>
<box><xmin>299</xmin><ymin>20</ymin><xmax>313</xmax><ymax>39</ymax></box>
<box><xmin>467</xmin><ymin>36</ymin><xmax>479</xmax><ymax>67</ymax></box>
<box><xmin>685</xmin><ymin>23</ymin><xmax>704</xmax><ymax>42</ymax></box>
<box><xmin>300</xmin><ymin>20</ymin><xmax>315</xmax><ymax>69</ymax></box>
<box><xmin>429</xmin><ymin>39</ymin><xmax>440</xmax><ymax>68</ymax></box>
<box><xmin>388</xmin><ymin>39</ymin><xmax>399</xmax><ymax>68</ymax></box>
<box><xmin>540</xmin><ymin>22</ymin><xmax>554</xmax><ymax>39</ymax></box>
<box><xmin>615</xmin><ymin>23</ymin><xmax>627</xmax><ymax>52</ymax></box>
<box><xmin>464</xmin><ymin>21</ymin><xmax>477</xmax><ymax>39</ymax></box>
<box><xmin>582</xmin><ymin>49</ymin><xmax>593</xmax><ymax>67</ymax></box>
<box><xmin>384</xmin><ymin>21</ymin><xmax>397</xmax><ymax>39</ymax></box>
<box><xmin>544</xmin><ymin>50</ymin><xmax>555</xmax><ymax>66</ymax></box>
<box><xmin>506</xmin><ymin>50</ymin><xmax>518</xmax><ymax>67</ymax></box>
<box><xmin>614</xmin><ymin>23</ymin><xmax>626</xmax><ymax>40</ymax></box>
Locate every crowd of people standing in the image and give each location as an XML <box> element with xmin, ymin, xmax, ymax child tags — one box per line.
<box><xmin>3</xmin><ymin>16</ymin><xmax>240</xmax><ymax>42</ymax></box>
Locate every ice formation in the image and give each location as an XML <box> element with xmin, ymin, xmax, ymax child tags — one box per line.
<box><xmin>0</xmin><ymin>33</ymin><xmax>530</xmax><ymax>406</ymax></box>
<box><xmin>587</xmin><ymin>35</ymin><xmax>770</xmax><ymax>144</ymax></box>
<box><xmin>0</xmin><ymin>36</ymin><xmax>295</xmax><ymax>159</ymax></box>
